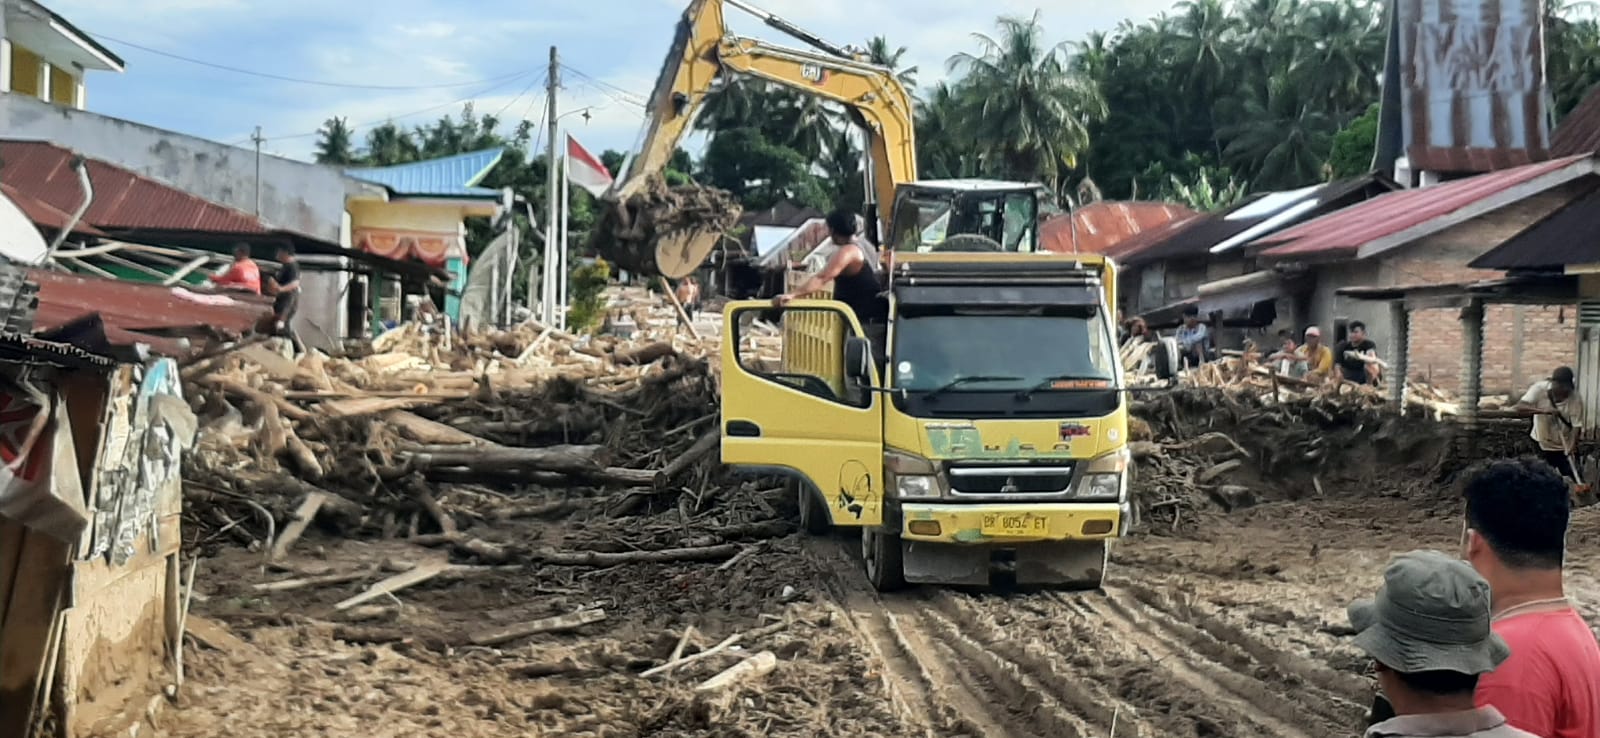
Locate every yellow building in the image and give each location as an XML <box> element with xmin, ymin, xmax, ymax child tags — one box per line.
<box><xmin>1</xmin><ymin>0</ymin><xmax>124</xmax><ymax>109</ymax></box>
<box><xmin>344</xmin><ymin>148</ymin><xmax>506</xmax><ymax>329</ymax></box>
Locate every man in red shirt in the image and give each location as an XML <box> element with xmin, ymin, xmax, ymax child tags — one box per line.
<box><xmin>1462</xmin><ymin>458</ymin><xmax>1600</xmax><ymax>738</ymax></box>
<box><xmin>211</xmin><ymin>243</ymin><xmax>261</xmax><ymax>294</ymax></box>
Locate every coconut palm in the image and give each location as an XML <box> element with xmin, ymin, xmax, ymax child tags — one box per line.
<box><xmin>314</xmin><ymin>117</ymin><xmax>357</xmax><ymax>165</ymax></box>
<box><xmin>947</xmin><ymin>12</ymin><xmax>1107</xmax><ymax>189</ymax></box>
<box><xmin>866</xmin><ymin>36</ymin><xmax>919</xmax><ymax>92</ymax></box>
<box><xmin>1220</xmin><ymin>75</ymin><xmax>1335</xmax><ymax>190</ymax></box>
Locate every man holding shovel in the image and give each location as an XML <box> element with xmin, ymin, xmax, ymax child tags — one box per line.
<box><xmin>1515</xmin><ymin>367</ymin><xmax>1588</xmax><ymax>501</ymax></box>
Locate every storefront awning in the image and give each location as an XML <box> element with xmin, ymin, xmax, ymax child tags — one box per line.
<box><xmin>353</xmin><ymin>228</ymin><xmax>468</xmax><ymax>268</ymax></box>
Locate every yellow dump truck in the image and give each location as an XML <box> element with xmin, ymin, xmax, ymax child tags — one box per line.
<box><xmin>720</xmin><ymin>242</ymin><xmax>1130</xmax><ymax>590</ymax></box>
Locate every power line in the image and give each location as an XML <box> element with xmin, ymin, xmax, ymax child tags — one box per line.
<box><xmin>493</xmin><ymin>72</ymin><xmax>548</xmax><ymax>120</ymax></box>
<box><xmin>90</xmin><ymin>30</ymin><xmax>531</xmax><ymax>91</ymax></box>
<box><xmin>249</xmin><ymin>71</ymin><xmax>539</xmax><ymax>145</ymax></box>
<box><xmin>559</xmin><ymin>63</ymin><xmax>648</xmax><ymax>106</ymax></box>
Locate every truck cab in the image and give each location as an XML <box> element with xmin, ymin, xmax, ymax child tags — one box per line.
<box><xmin>720</xmin><ymin>248</ymin><xmax>1130</xmax><ymax>590</ymax></box>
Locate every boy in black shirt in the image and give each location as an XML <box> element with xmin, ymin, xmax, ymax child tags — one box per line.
<box><xmin>270</xmin><ymin>244</ymin><xmax>303</xmax><ymax>355</ymax></box>
<box><xmin>1335</xmin><ymin>320</ymin><xmax>1379</xmax><ymax>385</ymax></box>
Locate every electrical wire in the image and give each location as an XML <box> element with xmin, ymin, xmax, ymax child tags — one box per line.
<box><xmin>243</xmin><ymin>71</ymin><xmax>539</xmax><ymax>144</ymax></box>
<box><xmin>493</xmin><ymin>73</ymin><xmax>548</xmax><ymax>120</ymax></box>
<box><xmin>559</xmin><ymin>63</ymin><xmax>648</xmax><ymax>106</ymax></box>
<box><xmin>90</xmin><ymin>30</ymin><xmax>531</xmax><ymax>91</ymax></box>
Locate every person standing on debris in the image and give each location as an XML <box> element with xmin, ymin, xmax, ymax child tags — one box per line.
<box><xmin>674</xmin><ymin>276</ymin><xmax>701</xmax><ymax>322</ymax></box>
<box><xmin>1336</xmin><ymin>321</ymin><xmax>1381</xmax><ymax>385</ymax></box>
<box><xmin>268</xmin><ymin>243</ymin><xmax>304</xmax><ymax>354</ymax></box>
<box><xmin>1351</xmin><ymin>550</ymin><xmax>1536</xmax><ymax>738</ymax></box>
<box><xmin>1514</xmin><ymin>367</ymin><xmax>1586</xmax><ymax>482</ymax></box>
<box><xmin>211</xmin><ymin>243</ymin><xmax>261</xmax><ymax>294</ymax></box>
<box><xmin>1176</xmin><ymin>305</ymin><xmax>1209</xmax><ymax>368</ymax></box>
<box><xmin>1461</xmin><ymin>459</ymin><xmax>1600</xmax><ymax>738</ymax></box>
<box><xmin>774</xmin><ymin>208</ymin><xmax>887</xmax><ymax>363</ymax></box>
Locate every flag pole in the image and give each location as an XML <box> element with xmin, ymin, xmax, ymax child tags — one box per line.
<box><xmin>559</xmin><ymin>139</ymin><xmax>571</xmax><ymax>332</ymax></box>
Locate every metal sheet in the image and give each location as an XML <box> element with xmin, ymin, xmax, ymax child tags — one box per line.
<box><xmin>1391</xmin><ymin>0</ymin><xmax>1551</xmax><ymax>173</ymax></box>
<box><xmin>1553</xmin><ymin>85</ymin><xmax>1600</xmax><ymax>158</ymax></box>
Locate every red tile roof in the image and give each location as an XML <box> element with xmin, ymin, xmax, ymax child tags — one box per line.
<box><xmin>0</xmin><ymin>140</ymin><xmax>270</xmax><ymax>236</ymax></box>
<box><xmin>0</xmin><ymin>183</ymin><xmax>107</xmax><ymax>237</ymax></box>
<box><xmin>1258</xmin><ymin>155</ymin><xmax>1597</xmax><ymax>261</ymax></box>
<box><xmin>1040</xmin><ymin>201</ymin><xmax>1196</xmax><ymax>255</ymax></box>
<box><xmin>1552</xmin><ymin>85</ymin><xmax>1600</xmax><ymax>158</ymax></box>
<box><xmin>1406</xmin><ymin>146</ymin><xmax>1547</xmax><ymax>175</ymax></box>
<box><xmin>28</xmin><ymin>269</ymin><xmax>272</xmax><ymax>356</ymax></box>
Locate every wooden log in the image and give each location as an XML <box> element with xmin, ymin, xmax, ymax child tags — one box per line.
<box><xmin>1198</xmin><ymin>459</ymin><xmax>1244</xmax><ymax>485</ymax></box>
<box><xmin>253</xmin><ymin>569</ymin><xmax>374</xmax><ymax>592</ymax></box>
<box><xmin>469</xmin><ymin>609</ymin><xmax>608</xmax><ymax>646</ymax></box>
<box><xmin>613</xmin><ymin>341</ymin><xmax>677</xmax><ymax>366</ymax></box>
<box><xmin>695</xmin><ymin>651</ymin><xmax>777</xmax><ymax>693</ymax></box>
<box><xmin>640</xmin><ymin>620</ymin><xmax>787</xmax><ymax>678</ymax></box>
<box><xmin>269</xmin><ymin>493</ymin><xmax>326</xmax><ymax>561</ymax></box>
<box><xmin>199</xmin><ymin>375</ymin><xmax>312</xmax><ymax>422</ymax></box>
<box><xmin>405</xmin><ymin>444</ymin><xmax>609</xmax><ymax>474</ymax></box>
<box><xmin>334</xmin><ymin>562</ymin><xmax>450</xmax><ymax>611</ymax></box>
<box><xmin>384</xmin><ymin>410</ymin><xmax>489</xmax><ymax>446</ymax></box>
<box><xmin>527</xmin><ymin>543</ymin><xmax>739</xmax><ymax>567</ymax></box>
<box><xmin>317</xmin><ymin>396</ymin><xmax>441</xmax><ymax>418</ymax></box>
<box><xmin>1129</xmin><ymin>441</ymin><xmax>1164</xmax><ymax>461</ymax></box>
<box><xmin>655</xmin><ymin>429</ymin><xmax>720</xmax><ymax>489</ymax></box>
<box><xmin>284</xmin><ymin>429</ymin><xmax>324</xmax><ymax>480</ymax></box>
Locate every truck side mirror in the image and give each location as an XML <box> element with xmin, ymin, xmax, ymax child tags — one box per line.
<box><xmin>844</xmin><ymin>336</ymin><xmax>872</xmax><ymax>384</ymax></box>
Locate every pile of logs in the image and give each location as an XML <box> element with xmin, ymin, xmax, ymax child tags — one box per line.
<box><xmin>179</xmin><ymin>305</ymin><xmax>770</xmax><ymax>557</ymax></box>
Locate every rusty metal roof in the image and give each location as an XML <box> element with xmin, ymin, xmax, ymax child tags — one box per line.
<box><xmin>1469</xmin><ymin>187</ymin><xmax>1600</xmax><ymax>271</ymax></box>
<box><xmin>1381</xmin><ymin>0</ymin><xmax>1551</xmax><ymax>175</ymax></box>
<box><xmin>0</xmin><ymin>140</ymin><xmax>269</xmax><ymax>235</ymax></box>
<box><xmin>0</xmin><ymin>182</ymin><xmax>107</xmax><ymax>237</ymax></box>
<box><xmin>1040</xmin><ymin>201</ymin><xmax>1195</xmax><ymax>255</ymax></box>
<box><xmin>28</xmin><ymin>268</ymin><xmax>271</xmax><ymax>356</ymax></box>
<box><xmin>1552</xmin><ymin>84</ymin><xmax>1600</xmax><ymax>158</ymax></box>
<box><xmin>1258</xmin><ymin>155</ymin><xmax>1598</xmax><ymax>262</ymax></box>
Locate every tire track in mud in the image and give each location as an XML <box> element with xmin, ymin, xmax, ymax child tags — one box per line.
<box><xmin>1075</xmin><ymin>588</ymin><xmax>1343</xmax><ymax>738</ymax></box>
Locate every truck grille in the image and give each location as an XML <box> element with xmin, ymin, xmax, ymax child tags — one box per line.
<box><xmin>947</xmin><ymin>465</ymin><xmax>1074</xmax><ymax>495</ymax></box>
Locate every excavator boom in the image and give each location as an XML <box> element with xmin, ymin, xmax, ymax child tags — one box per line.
<box><xmin>590</xmin><ymin>0</ymin><xmax>918</xmax><ymax>279</ymax></box>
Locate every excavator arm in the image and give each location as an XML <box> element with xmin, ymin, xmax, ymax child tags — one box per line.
<box><xmin>593</xmin><ymin>0</ymin><xmax>918</xmax><ymax>278</ymax></box>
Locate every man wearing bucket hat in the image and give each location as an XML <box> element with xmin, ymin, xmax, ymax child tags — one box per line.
<box><xmin>1351</xmin><ymin>550</ymin><xmax>1536</xmax><ymax>738</ymax></box>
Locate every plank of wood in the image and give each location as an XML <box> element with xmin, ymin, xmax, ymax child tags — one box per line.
<box><xmin>237</xmin><ymin>343</ymin><xmax>300</xmax><ymax>380</ymax></box>
<box><xmin>469</xmin><ymin>609</ymin><xmax>608</xmax><ymax>646</ymax></box>
<box><xmin>695</xmin><ymin>650</ymin><xmax>777</xmax><ymax>692</ymax></box>
<box><xmin>0</xmin><ymin>531</ymin><xmax>69</xmax><ymax>736</ymax></box>
<box><xmin>184</xmin><ymin>616</ymin><xmax>263</xmax><ymax>659</ymax></box>
<box><xmin>333</xmin><ymin>562</ymin><xmax>449</xmax><ymax>611</ymax></box>
<box><xmin>253</xmin><ymin>569</ymin><xmax>373</xmax><ymax>592</ymax></box>
<box><xmin>269</xmin><ymin>493</ymin><xmax>327</xmax><ymax>561</ymax></box>
<box><xmin>317</xmin><ymin>396</ymin><xmax>441</xmax><ymax>418</ymax></box>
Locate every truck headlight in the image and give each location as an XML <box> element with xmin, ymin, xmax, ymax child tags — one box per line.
<box><xmin>1075</xmin><ymin>448</ymin><xmax>1129</xmax><ymax>501</ymax></box>
<box><xmin>896</xmin><ymin>475</ymin><xmax>939</xmax><ymax>499</ymax></box>
<box><xmin>886</xmin><ymin>449</ymin><xmax>941</xmax><ymax>499</ymax></box>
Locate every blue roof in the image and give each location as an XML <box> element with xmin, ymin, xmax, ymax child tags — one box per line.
<box><xmin>346</xmin><ymin>148</ymin><xmax>505</xmax><ymax>199</ymax></box>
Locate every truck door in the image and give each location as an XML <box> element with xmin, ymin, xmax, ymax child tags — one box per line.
<box><xmin>720</xmin><ymin>300</ymin><xmax>884</xmax><ymax>527</ymax></box>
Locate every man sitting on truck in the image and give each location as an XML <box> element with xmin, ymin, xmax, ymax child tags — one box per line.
<box><xmin>773</xmin><ymin>209</ymin><xmax>888</xmax><ymax>364</ymax></box>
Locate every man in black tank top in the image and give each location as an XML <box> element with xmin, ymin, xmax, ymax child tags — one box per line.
<box><xmin>774</xmin><ymin>209</ymin><xmax>888</xmax><ymax>362</ymax></box>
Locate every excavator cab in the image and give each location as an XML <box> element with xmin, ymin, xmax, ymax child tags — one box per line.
<box><xmin>886</xmin><ymin>181</ymin><xmax>1043</xmax><ymax>254</ymax></box>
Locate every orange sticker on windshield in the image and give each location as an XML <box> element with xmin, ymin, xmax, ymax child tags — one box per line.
<box><xmin>1051</xmin><ymin>379</ymin><xmax>1111</xmax><ymax>389</ymax></box>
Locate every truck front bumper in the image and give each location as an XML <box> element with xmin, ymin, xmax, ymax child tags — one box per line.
<box><xmin>896</xmin><ymin>501</ymin><xmax>1127</xmax><ymax>545</ymax></box>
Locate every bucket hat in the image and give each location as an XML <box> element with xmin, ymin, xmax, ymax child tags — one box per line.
<box><xmin>1348</xmin><ymin>550</ymin><xmax>1510</xmax><ymax>674</ymax></box>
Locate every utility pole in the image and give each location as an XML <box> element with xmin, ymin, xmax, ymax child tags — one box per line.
<box><xmin>544</xmin><ymin>47</ymin><xmax>561</xmax><ymax>326</ymax></box>
<box><xmin>251</xmin><ymin>125</ymin><xmax>264</xmax><ymax>216</ymax></box>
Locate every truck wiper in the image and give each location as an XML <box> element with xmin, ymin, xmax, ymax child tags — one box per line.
<box><xmin>1014</xmin><ymin>375</ymin><xmax>1111</xmax><ymax>401</ymax></box>
<box><xmin>920</xmin><ymin>375</ymin><xmax>1021</xmax><ymax>402</ymax></box>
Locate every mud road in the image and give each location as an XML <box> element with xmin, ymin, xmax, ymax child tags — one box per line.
<box><xmin>152</xmin><ymin>492</ymin><xmax>1600</xmax><ymax>738</ymax></box>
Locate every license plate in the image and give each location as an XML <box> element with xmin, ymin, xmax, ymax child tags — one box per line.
<box><xmin>981</xmin><ymin>512</ymin><xmax>1048</xmax><ymax>538</ymax></box>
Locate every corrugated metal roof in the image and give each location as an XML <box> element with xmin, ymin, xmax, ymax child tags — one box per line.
<box><xmin>1469</xmin><ymin>186</ymin><xmax>1600</xmax><ymax>270</ymax></box>
<box><xmin>1039</xmin><ymin>201</ymin><xmax>1195</xmax><ymax>255</ymax></box>
<box><xmin>0</xmin><ymin>140</ymin><xmax>270</xmax><ymax>235</ymax></box>
<box><xmin>0</xmin><ymin>182</ymin><xmax>107</xmax><ymax>236</ymax></box>
<box><xmin>1259</xmin><ymin>155</ymin><xmax>1597</xmax><ymax>261</ymax></box>
<box><xmin>28</xmin><ymin>269</ymin><xmax>272</xmax><ymax>356</ymax></box>
<box><xmin>1552</xmin><ymin>84</ymin><xmax>1600</xmax><ymax>158</ymax></box>
<box><xmin>346</xmin><ymin>148</ymin><xmax>505</xmax><ymax>198</ymax></box>
<box><xmin>1385</xmin><ymin>0</ymin><xmax>1550</xmax><ymax>175</ymax></box>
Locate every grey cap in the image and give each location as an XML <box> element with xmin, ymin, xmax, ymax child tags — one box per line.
<box><xmin>1347</xmin><ymin>550</ymin><xmax>1510</xmax><ymax>675</ymax></box>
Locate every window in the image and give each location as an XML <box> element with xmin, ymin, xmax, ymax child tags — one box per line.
<box><xmin>733</xmin><ymin>306</ymin><xmax>872</xmax><ymax>408</ymax></box>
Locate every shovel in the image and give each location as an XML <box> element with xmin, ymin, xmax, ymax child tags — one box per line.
<box><xmin>1569</xmin><ymin>448</ymin><xmax>1598</xmax><ymax>508</ymax></box>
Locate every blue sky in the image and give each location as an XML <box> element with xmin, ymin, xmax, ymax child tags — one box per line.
<box><xmin>49</xmin><ymin>0</ymin><xmax>1173</xmax><ymax>163</ymax></box>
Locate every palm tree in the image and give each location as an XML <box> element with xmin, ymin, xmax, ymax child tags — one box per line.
<box><xmin>363</xmin><ymin>122</ymin><xmax>421</xmax><ymax>166</ymax></box>
<box><xmin>948</xmin><ymin>12</ymin><xmax>1107</xmax><ymax>189</ymax></box>
<box><xmin>914</xmin><ymin>81</ymin><xmax>975</xmax><ymax>178</ymax></box>
<box><xmin>1289</xmin><ymin>0</ymin><xmax>1382</xmax><ymax>119</ymax></box>
<box><xmin>866</xmin><ymin>36</ymin><xmax>919</xmax><ymax>91</ymax></box>
<box><xmin>1173</xmin><ymin>0</ymin><xmax>1242</xmax><ymax>156</ymax></box>
<box><xmin>314</xmin><ymin>117</ymin><xmax>358</xmax><ymax>165</ymax></box>
<box><xmin>1220</xmin><ymin>75</ymin><xmax>1335</xmax><ymax>189</ymax></box>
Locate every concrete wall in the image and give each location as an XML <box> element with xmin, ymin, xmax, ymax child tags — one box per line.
<box><xmin>0</xmin><ymin>93</ymin><xmax>363</xmax><ymax>244</ymax></box>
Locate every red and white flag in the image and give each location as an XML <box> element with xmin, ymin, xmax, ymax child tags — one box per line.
<box><xmin>566</xmin><ymin>134</ymin><xmax>613</xmax><ymax>197</ymax></box>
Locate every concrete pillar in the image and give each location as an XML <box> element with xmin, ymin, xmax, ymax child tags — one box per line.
<box><xmin>1389</xmin><ymin>300</ymin><xmax>1409</xmax><ymax>406</ymax></box>
<box><xmin>1460</xmin><ymin>298</ymin><xmax>1486</xmax><ymax>456</ymax></box>
<box><xmin>71</xmin><ymin>76</ymin><xmax>85</xmax><ymax>109</ymax></box>
<box><xmin>36</xmin><ymin>59</ymin><xmax>49</xmax><ymax>101</ymax></box>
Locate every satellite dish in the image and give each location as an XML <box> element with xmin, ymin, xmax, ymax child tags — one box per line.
<box><xmin>0</xmin><ymin>190</ymin><xmax>49</xmax><ymax>265</ymax></box>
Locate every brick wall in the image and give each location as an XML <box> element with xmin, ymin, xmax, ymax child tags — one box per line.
<box><xmin>1379</xmin><ymin>252</ymin><xmax>1576</xmax><ymax>395</ymax></box>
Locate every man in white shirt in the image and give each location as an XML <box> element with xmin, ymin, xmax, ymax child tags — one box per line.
<box><xmin>1515</xmin><ymin>366</ymin><xmax>1585</xmax><ymax>482</ymax></box>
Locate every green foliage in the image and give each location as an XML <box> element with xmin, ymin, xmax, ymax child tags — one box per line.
<box><xmin>313</xmin><ymin>117</ymin><xmax>358</xmax><ymax>165</ymax></box>
<box><xmin>1328</xmin><ymin>104</ymin><xmax>1380</xmax><ymax>179</ymax></box>
<box><xmin>1141</xmin><ymin>153</ymin><xmax>1245</xmax><ymax>211</ymax></box>
<box><xmin>566</xmin><ymin>258</ymin><xmax>612</xmax><ymax>333</ymax></box>
<box><xmin>1549</xmin><ymin>2</ymin><xmax>1600</xmax><ymax>118</ymax></box>
<box><xmin>700</xmin><ymin>127</ymin><xmax>831</xmax><ymax>211</ymax></box>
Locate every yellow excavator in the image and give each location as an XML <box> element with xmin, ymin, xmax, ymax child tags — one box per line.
<box><xmin>591</xmin><ymin>0</ymin><xmax>1047</xmax><ymax>279</ymax></box>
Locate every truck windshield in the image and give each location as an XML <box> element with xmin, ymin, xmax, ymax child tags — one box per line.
<box><xmin>890</xmin><ymin>192</ymin><xmax>1037</xmax><ymax>253</ymax></box>
<box><xmin>891</xmin><ymin>307</ymin><xmax>1116</xmax><ymax>394</ymax></box>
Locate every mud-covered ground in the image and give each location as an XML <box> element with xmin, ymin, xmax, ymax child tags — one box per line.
<box><xmin>151</xmin><ymin>487</ymin><xmax>1600</xmax><ymax>738</ymax></box>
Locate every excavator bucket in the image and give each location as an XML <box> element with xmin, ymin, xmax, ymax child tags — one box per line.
<box><xmin>589</xmin><ymin>175</ymin><xmax>741</xmax><ymax>279</ymax></box>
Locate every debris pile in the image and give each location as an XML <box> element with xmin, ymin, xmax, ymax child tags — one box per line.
<box><xmin>589</xmin><ymin>175</ymin><xmax>742</xmax><ymax>278</ymax></box>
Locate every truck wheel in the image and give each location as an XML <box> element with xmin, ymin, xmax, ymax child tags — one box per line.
<box><xmin>794</xmin><ymin>479</ymin><xmax>831</xmax><ymax>535</ymax></box>
<box><xmin>862</xmin><ymin>527</ymin><xmax>906</xmax><ymax>591</ymax></box>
